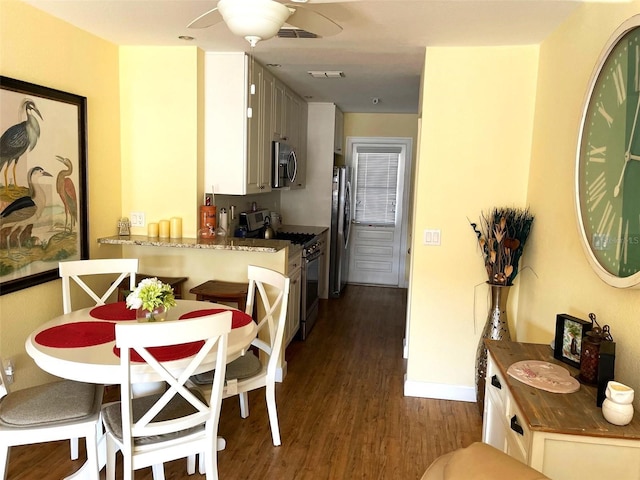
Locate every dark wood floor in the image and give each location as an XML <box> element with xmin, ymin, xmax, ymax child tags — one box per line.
<box><xmin>7</xmin><ymin>285</ymin><xmax>482</xmax><ymax>479</ymax></box>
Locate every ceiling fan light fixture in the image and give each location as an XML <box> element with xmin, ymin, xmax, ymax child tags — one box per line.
<box><xmin>218</xmin><ymin>0</ymin><xmax>292</xmax><ymax>45</ymax></box>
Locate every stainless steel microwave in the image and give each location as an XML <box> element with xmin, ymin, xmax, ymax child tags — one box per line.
<box><xmin>272</xmin><ymin>141</ymin><xmax>297</xmax><ymax>188</ymax></box>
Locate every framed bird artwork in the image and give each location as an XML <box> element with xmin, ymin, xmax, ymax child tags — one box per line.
<box><xmin>0</xmin><ymin>76</ymin><xmax>88</xmax><ymax>295</ymax></box>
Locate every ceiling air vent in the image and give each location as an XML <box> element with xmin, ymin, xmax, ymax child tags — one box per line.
<box><xmin>308</xmin><ymin>71</ymin><xmax>345</xmax><ymax>79</ymax></box>
<box><xmin>277</xmin><ymin>28</ymin><xmax>318</xmax><ymax>39</ymax></box>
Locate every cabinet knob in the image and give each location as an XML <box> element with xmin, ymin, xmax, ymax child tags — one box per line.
<box><xmin>491</xmin><ymin>374</ymin><xmax>502</xmax><ymax>390</ymax></box>
<box><xmin>510</xmin><ymin>415</ymin><xmax>524</xmax><ymax>436</ymax></box>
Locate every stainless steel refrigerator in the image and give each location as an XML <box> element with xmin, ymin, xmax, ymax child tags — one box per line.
<box><xmin>329</xmin><ymin>166</ymin><xmax>352</xmax><ymax>298</ymax></box>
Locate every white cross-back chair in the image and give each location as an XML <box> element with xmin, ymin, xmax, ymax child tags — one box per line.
<box><xmin>58</xmin><ymin>258</ymin><xmax>138</xmax><ymax>459</ymax></box>
<box><xmin>101</xmin><ymin>311</ymin><xmax>232</xmax><ymax>480</ymax></box>
<box><xmin>59</xmin><ymin>258</ymin><xmax>139</xmax><ymax>313</ymax></box>
<box><xmin>0</xmin><ymin>353</ymin><xmax>103</xmax><ymax>480</ymax></box>
<box><xmin>192</xmin><ymin>265</ymin><xmax>290</xmax><ymax>447</ymax></box>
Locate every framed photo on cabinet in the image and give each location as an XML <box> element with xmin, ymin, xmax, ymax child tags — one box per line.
<box><xmin>553</xmin><ymin>314</ymin><xmax>592</xmax><ymax>369</ymax></box>
<box><xmin>0</xmin><ymin>76</ymin><xmax>88</xmax><ymax>295</ymax></box>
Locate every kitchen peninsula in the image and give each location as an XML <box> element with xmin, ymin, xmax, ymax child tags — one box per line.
<box><xmin>98</xmin><ymin>234</ymin><xmax>292</xmax><ymax>253</ymax></box>
<box><xmin>97</xmin><ymin>234</ymin><xmax>294</xmax><ymax>293</ymax></box>
<box><xmin>98</xmin><ymin>234</ymin><xmax>297</xmax><ymax>379</ymax></box>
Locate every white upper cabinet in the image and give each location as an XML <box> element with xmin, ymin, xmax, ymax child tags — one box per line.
<box><xmin>204</xmin><ymin>52</ymin><xmax>308</xmax><ymax>195</ymax></box>
<box><xmin>272</xmin><ymin>78</ymin><xmax>307</xmax><ymax>190</ymax></box>
<box><xmin>334</xmin><ymin>106</ymin><xmax>344</xmax><ymax>155</ymax></box>
<box><xmin>204</xmin><ymin>52</ymin><xmax>272</xmax><ymax>195</ymax></box>
<box><xmin>291</xmin><ymin>99</ymin><xmax>307</xmax><ymax>190</ymax></box>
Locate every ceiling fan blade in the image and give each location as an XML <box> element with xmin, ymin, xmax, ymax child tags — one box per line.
<box><xmin>286</xmin><ymin>6</ymin><xmax>342</xmax><ymax>37</ymax></box>
<box><xmin>187</xmin><ymin>7</ymin><xmax>223</xmax><ymax>29</ymax></box>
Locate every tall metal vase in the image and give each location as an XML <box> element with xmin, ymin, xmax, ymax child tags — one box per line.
<box><xmin>475</xmin><ymin>283</ymin><xmax>511</xmax><ymax>415</ymax></box>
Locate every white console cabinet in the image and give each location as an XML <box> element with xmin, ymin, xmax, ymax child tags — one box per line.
<box><xmin>483</xmin><ymin>341</ymin><xmax>640</xmax><ymax>479</ymax></box>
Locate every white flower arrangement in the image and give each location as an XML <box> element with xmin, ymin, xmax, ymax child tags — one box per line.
<box><xmin>126</xmin><ymin>277</ymin><xmax>177</xmax><ymax>312</ymax></box>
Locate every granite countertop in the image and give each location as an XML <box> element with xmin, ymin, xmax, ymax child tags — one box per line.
<box><xmin>97</xmin><ymin>235</ymin><xmax>291</xmax><ymax>253</ymax></box>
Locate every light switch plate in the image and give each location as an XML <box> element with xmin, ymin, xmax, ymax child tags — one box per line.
<box><xmin>423</xmin><ymin>229</ymin><xmax>441</xmax><ymax>246</ymax></box>
<box><xmin>130</xmin><ymin>212</ymin><xmax>145</xmax><ymax>227</ymax></box>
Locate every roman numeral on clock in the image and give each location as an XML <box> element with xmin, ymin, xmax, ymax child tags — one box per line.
<box><xmin>597</xmin><ymin>200</ymin><xmax>616</xmax><ymax>241</ymax></box>
<box><xmin>588</xmin><ymin>171</ymin><xmax>607</xmax><ymax>211</ymax></box>
<box><xmin>636</xmin><ymin>44</ymin><xmax>640</xmax><ymax>92</ymax></box>
<box><xmin>614</xmin><ymin>63</ymin><xmax>627</xmax><ymax>105</ymax></box>
<box><xmin>588</xmin><ymin>144</ymin><xmax>606</xmax><ymax>163</ymax></box>
<box><xmin>597</xmin><ymin>101</ymin><xmax>614</xmax><ymax>127</ymax></box>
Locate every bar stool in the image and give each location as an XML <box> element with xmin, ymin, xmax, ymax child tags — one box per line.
<box><xmin>189</xmin><ymin>280</ymin><xmax>249</xmax><ymax>312</ymax></box>
<box><xmin>117</xmin><ymin>274</ymin><xmax>188</xmax><ymax>302</ymax></box>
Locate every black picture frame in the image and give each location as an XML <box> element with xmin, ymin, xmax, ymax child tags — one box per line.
<box><xmin>0</xmin><ymin>76</ymin><xmax>88</xmax><ymax>295</ymax></box>
<box><xmin>553</xmin><ymin>313</ymin><xmax>593</xmax><ymax>368</ymax></box>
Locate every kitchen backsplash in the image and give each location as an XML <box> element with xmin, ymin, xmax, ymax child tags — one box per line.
<box><xmin>213</xmin><ymin>191</ymin><xmax>282</xmax><ymax>234</ymax></box>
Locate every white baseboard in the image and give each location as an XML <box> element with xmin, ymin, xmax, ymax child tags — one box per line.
<box><xmin>403</xmin><ymin>374</ymin><xmax>476</xmax><ymax>402</ymax></box>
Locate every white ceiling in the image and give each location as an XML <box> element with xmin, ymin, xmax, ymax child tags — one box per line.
<box><xmin>21</xmin><ymin>0</ymin><xmax>591</xmax><ymax>113</ymax></box>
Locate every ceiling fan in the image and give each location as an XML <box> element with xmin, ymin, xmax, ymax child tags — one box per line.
<box><xmin>187</xmin><ymin>0</ymin><xmax>343</xmax><ymax>47</ymax></box>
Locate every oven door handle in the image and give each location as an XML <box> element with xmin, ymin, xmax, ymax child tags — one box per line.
<box><xmin>305</xmin><ymin>251</ymin><xmax>322</xmax><ymax>262</ymax></box>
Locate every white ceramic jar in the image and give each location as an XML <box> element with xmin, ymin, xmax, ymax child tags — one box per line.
<box><xmin>602</xmin><ymin>381</ymin><xmax>635</xmax><ymax>426</ymax></box>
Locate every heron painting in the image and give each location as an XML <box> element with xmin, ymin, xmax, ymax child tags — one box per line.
<box><xmin>0</xmin><ymin>76</ymin><xmax>88</xmax><ymax>295</ymax></box>
<box><xmin>0</xmin><ymin>166</ymin><xmax>53</xmax><ymax>255</ymax></box>
<box><xmin>55</xmin><ymin>156</ymin><xmax>78</xmax><ymax>233</ymax></box>
<box><xmin>0</xmin><ymin>99</ymin><xmax>42</xmax><ymax>191</ymax></box>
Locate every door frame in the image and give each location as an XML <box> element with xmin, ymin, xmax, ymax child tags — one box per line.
<box><xmin>346</xmin><ymin>136</ymin><xmax>413</xmax><ymax>288</ymax></box>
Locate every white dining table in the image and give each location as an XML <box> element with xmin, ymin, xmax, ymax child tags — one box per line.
<box><xmin>25</xmin><ymin>299</ymin><xmax>257</xmax><ymax>480</ymax></box>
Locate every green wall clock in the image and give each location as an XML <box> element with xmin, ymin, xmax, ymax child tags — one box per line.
<box><xmin>576</xmin><ymin>15</ymin><xmax>640</xmax><ymax>288</ymax></box>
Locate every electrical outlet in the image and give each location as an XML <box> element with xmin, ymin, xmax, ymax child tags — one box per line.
<box><xmin>4</xmin><ymin>358</ymin><xmax>14</xmax><ymax>384</ymax></box>
<box><xmin>130</xmin><ymin>212</ymin><xmax>145</xmax><ymax>227</ymax></box>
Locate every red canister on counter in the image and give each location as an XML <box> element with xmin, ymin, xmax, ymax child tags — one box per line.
<box><xmin>200</xmin><ymin>205</ymin><xmax>216</xmax><ymax>238</ymax></box>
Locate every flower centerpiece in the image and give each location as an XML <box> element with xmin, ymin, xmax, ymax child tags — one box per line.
<box><xmin>126</xmin><ymin>277</ymin><xmax>177</xmax><ymax>322</ymax></box>
<box><xmin>470</xmin><ymin>207</ymin><xmax>535</xmax><ymax>286</ymax></box>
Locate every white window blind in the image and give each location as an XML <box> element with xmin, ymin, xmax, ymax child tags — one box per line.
<box><xmin>353</xmin><ymin>146</ymin><xmax>401</xmax><ymax>226</ymax></box>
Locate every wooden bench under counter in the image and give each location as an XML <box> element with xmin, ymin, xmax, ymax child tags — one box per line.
<box><xmin>483</xmin><ymin>340</ymin><xmax>640</xmax><ymax>480</ymax></box>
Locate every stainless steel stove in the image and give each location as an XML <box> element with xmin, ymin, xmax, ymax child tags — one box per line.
<box><xmin>275</xmin><ymin>229</ymin><xmax>324</xmax><ymax>340</ymax></box>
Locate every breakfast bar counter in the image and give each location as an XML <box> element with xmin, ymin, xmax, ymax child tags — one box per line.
<box><xmin>98</xmin><ymin>235</ymin><xmax>290</xmax><ymax>253</ymax></box>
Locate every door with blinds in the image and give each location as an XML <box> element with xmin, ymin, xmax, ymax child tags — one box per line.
<box><xmin>347</xmin><ymin>139</ymin><xmax>411</xmax><ymax>287</ymax></box>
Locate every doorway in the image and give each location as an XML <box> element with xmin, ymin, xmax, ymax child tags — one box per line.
<box><xmin>346</xmin><ymin>137</ymin><xmax>412</xmax><ymax>287</ymax></box>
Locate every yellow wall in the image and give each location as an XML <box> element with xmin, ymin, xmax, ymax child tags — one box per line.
<box><xmin>344</xmin><ymin>113</ymin><xmax>418</xmax><ymax>143</ymax></box>
<box><xmin>0</xmin><ymin>0</ymin><xmax>121</xmax><ymax>387</ymax></box>
<box><xmin>519</xmin><ymin>2</ymin><xmax>640</xmax><ymax>405</ymax></box>
<box><xmin>406</xmin><ymin>46</ymin><xmax>538</xmax><ymax>398</ymax></box>
<box><xmin>119</xmin><ymin>47</ymin><xmax>203</xmax><ymax>238</ymax></box>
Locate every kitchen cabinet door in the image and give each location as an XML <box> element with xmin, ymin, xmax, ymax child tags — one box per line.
<box><xmin>273</xmin><ymin>80</ymin><xmax>286</xmax><ymax>141</ymax></box>
<box><xmin>246</xmin><ymin>62</ymin><xmax>273</xmax><ymax>194</ymax></box>
<box><xmin>334</xmin><ymin>106</ymin><xmax>344</xmax><ymax>155</ymax></box>
<box><xmin>204</xmin><ymin>52</ymin><xmax>272</xmax><ymax>195</ymax></box>
<box><xmin>286</xmin><ymin>251</ymin><xmax>302</xmax><ymax>346</ymax></box>
<box><xmin>289</xmin><ymin>97</ymin><xmax>307</xmax><ymax>189</ymax></box>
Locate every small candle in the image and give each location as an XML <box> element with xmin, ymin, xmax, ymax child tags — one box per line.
<box><xmin>147</xmin><ymin>222</ymin><xmax>159</xmax><ymax>237</ymax></box>
<box><xmin>170</xmin><ymin>217</ymin><xmax>182</xmax><ymax>238</ymax></box>
<box><xmin>158</xmin><ymin>219</ymin><xmax>170</xmax><ymax>238</ymax></box>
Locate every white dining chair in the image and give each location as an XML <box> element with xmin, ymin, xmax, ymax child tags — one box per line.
<box><xmin>191</xmin><ymin>265</ymin><xmax>290</xmax><ymax>447</ymax></box>
<box><xmin>101</xmin><ymin>311</ymin><xmax>232</xmax><ymax>480</ymax></box>
<box><xmin>58</xmin><ymin>257</ymin><xmax>138</xmax><ymax>459</ymax></box>
<box><xmin>0</xmin><ymin>354</ymin><xmax>103</xmax><ymax>480</ymax></box>
<box><xmin>59</xmin><ymin>258</ymin><xmax>139</xmax><ymax>314</ymax></box>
